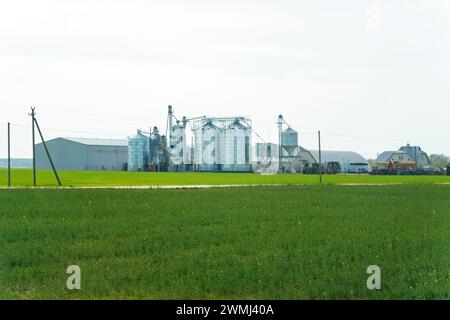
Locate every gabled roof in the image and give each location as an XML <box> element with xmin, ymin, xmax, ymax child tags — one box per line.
<box><xmin>228</xmin><ymin>120</ymin><xmax>249</xmax><ymax>130</ymax></box>
<box><xmin>399</xmin><ymin>145</ymin><xmax>430</xmax><ymax>165</ymax></box>
<box><xmin>309</xmin><ymin>150</ymin><xmax>368</xmax><ymax>164</ymax></box>
<box><xmin>377</xmin><ymin>145</ymin><xmax>430</xmax><ymax>166</ymax></box>
<box><xmin>377</xmin><ymin>150</ymin><xmax>409</xmax><ymax>162</ymax></box>
<box><xmin>377</xmin><ymin>151</ymin><xmax>395</xmax><ymax>162</ymax></box>
<box><xmin>202</xmin><ymin>121</ymin><xmax>220</xmax><ymax>131</ymax></box>
<box><xmin>62</xmin><ymin>137</ymin><xmax>128</xmax><ymax>147</ymax></box>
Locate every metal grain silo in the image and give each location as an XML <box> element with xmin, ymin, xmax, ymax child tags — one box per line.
<box><xmin>194</xmin><ymin>120</ymin><xmax>221</xmax><ymax>171</ymax></box>
<box><xmin>128</xmin><ymin>130</ymin><xmax>149</xmax><ymax>171</ymax></box>
<box><xmin>281</xmin><ymin>127</ymin><xmax>298</xmax><ymax>156</ymax></box>
<box><xmin>222</xmin><ymin>119</ymin><xmax>252</xmax><ymax>171</ymax></box>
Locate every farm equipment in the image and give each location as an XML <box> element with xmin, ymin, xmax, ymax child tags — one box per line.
<box><xmin>371</xmin><ymin>161</ymin><xmax>416</xmax><ymax>175</ymax></box>
<box><xmin>326</xmin><ymin>162</ymin><xmax>341</xmax><ymax>174</ymax></box>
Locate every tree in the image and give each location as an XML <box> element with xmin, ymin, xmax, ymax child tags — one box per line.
<box><xmin>429</xmin><ymin>154</ymin><xmax>449</xmax><ymax>169</ymax></box>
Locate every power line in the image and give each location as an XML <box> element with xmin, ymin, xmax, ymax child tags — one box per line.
<box><xmin>1</xmin><ymin>122</ymin><xmax>130</xmax><ymax>138</ymax></box>
<box><xmin>322</xmin><ymin>132</ymin><xmax>450</xmax><ymax>145</ymax></box>
<box><xmin>0</xmin><ymin>122</ymin><xmax>315</xmax><ymax>143</ymax></box>
<box><xmin>37</xmin><ymin>112</ymin><xmax>149</xmax><ymax>128</ymax></box>
<box><xmin>2</xmin><ymin>120</ymin><xmax>450</xmax><ymax>145</ymax></box>
<box><xmin>0</xmin><ymin>106</ymin><xmax>150</xmax><ymax>127</ymax></box>
<box><xmin>297</xmin><ymin>131</ymin><xmax>318</xmax><ymax>136</ymax></box>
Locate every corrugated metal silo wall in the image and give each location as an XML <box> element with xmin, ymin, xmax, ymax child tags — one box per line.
<box><xmin>200</xmin><ymin>125</ymin><xmax>221</xmax><ymax>170</ymax></box>
<box><xmin>222</xmin><ymin>124</ymin><xmax>252</xmax><ymax>172</ymax></box>
<box><xmin>170</xmin><ymin>126</ymin><xmax>188</xmax><ymax>165</ymax></box>
<box><xmin>128</xmin><ymin>135</ymin><xmax>149</xmax><ymax>172</ymax></box>
<box><xmin>193</xmin><ymin>120</ymin><xmax>252</xmax><ymax>172</ymax></box>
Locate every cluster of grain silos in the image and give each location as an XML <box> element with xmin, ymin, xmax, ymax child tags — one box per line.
<box><xmin>127</xmin><ymin>107</ymin><xmax>315</xmax><ymax>174</ymax></box>
<box><xmin>127</xmin><ymin>127</ymin><xmax>168</xmax><ymax>172</ymax></box>
<box><xmin>127</xmin><ymin>109</ymin><xmax>368</xmax><ymax>175</ymax></box>
<box><xmin>128</xmin><ymin>106</ymin><xmax>253</xmax><ymax>172</ymax></box>
<box><xmin>193</xmin><ymin>117</ymin><xmax>252</xmax><ymax>172</ymax></box>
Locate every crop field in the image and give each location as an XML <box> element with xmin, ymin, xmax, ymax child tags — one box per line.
<box><xmin>0</xmin><ymin>185</ymin><xmax>448</xmax><ymax>299</ymax></box>
<box><xmin>1</xmin><ymin>168</ymin><xmax>450</xmax><ymax>187</ymax></box>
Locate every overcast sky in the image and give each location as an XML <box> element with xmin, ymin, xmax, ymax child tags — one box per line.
<box><xmin>1</xmin><ymin>0</ymin><xmax>450</xmax><ymax>159</ymax></box>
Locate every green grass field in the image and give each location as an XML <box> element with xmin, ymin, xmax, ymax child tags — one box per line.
<box><xmin>1</xmin><ymin>168</ymin><xmax>450</xmax><ymax>187</ymax></box>
<box><xmin>0</xmin><ymin>185</ymin><xmax>448</xmax><ymax>299</ymax></box>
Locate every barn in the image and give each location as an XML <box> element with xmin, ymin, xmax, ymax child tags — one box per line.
<box><xmin>35</xmin><ymin>137</ymin><xmax>128</xmax><ymax>171</ymax></box>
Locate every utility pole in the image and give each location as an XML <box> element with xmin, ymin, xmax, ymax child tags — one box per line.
<box><xmin>318</xmin><ymin>130</ymin><xmax>322</xmax><ymax>184</ymax></box>
<box><xmin>7</xmin><ymin>122</ymin><xmax>11</xmax><ymax>187</ymax></box>
<box><xmin>33</xmin><ymin>116</ymin><xmax>62</xmax><ymax>187</ymax></box>
<box><xmin>277</xmin><ymin>114</ymin><xmax>283</xmax><ymax>173</ymax></box>
<box><xmin>28</xmin><ymin>107</ymin><xmax>62</xmax><ymax>187</ymax></box>
<box><xmin>30</xmin><ymin>107</ymin><xmax>36</xmax><ymax>186</ymax></box>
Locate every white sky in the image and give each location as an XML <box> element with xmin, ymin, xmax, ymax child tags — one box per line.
<box><xmin>1</xmin><ymin>0</ymin><xmax>450</xmax><ymax>159</ymax></box>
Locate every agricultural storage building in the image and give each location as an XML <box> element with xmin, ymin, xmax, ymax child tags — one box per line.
<box><xmin>307</xmin><ymin>150</ymin><xmax>370</xmax><ymax>173</ymax></box>
<box><xmin>252</xmin><ymin>143</ymin><xmax>311</xmax><ymax>173</ymax></box>
<box><xmin>36</xmin><ymin>137</ymin><xmax>128</xmax><ymax>171</ymax></box>
<box><xmin>377</xmin><ymin>150</ymin><xmax>412</xmax><ymax>163</ymax></box>
<box><xmin>399</xmin><ymin>144</ymin><xmax>430</xmax><ymax>167</ymax></box>
<box><xmin>376</xmin><ymin>144</ymin><xmax>430</xmax><ymax>168</ymax></box>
